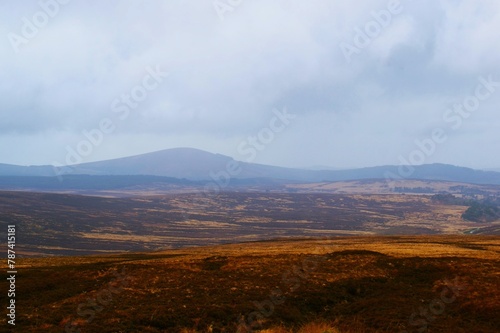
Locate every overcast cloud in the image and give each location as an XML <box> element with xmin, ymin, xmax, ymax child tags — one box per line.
<box><xmin>1</xmin><ymin>0</ymin><xmax>499</xmax><ymax>169</ymax></box>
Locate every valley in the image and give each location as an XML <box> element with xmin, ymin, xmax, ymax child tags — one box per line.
<box><xmin>1</xmin><ymin>189</ymin><xmax>498</xmax><ymax>257</ymax></box>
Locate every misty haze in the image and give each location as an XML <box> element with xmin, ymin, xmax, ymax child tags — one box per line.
<box><xmin>0</xmin><ymin>1</ymin><xmax>499</xmax><ymax>332</ymax></box>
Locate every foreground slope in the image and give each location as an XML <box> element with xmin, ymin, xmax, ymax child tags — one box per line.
<box><xmin>7</xmin><ymin>236</ymin><xmax>500</xmax><ymax>332</ymax></box>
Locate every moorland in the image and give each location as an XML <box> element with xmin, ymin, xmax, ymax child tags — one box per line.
<box><xmin>2</xmin><ymin>188</ymin><xmax>498</xmax><ymax>256</ymax></box>
<box><xmin>4</xmin><ymin>235</ymin><xmax>499</xmax><ymax>332</ymax></box>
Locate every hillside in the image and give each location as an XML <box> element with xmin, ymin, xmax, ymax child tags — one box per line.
<box><xmin>6</xmin><ymin>236</ymin><xmax>500</xmax><ymax>332</ymax></box>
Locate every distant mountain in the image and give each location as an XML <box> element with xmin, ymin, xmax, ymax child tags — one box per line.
<box><xmin>301</xmin><ymin>165</ymin><xmax>347</xmax><ymax>171</ymax></box>
<box><xmin>55</xmin><ymin>148</ymin><xmax>320</xmax><ymax>181</ymax></box>
<box><xmin>0</xmin><ymin>163</ymin><xmax>56</xmax><ymax>177</ymax></box>
<box><xmin>319</xmin><ymin>163</ymin><xmax>500</xmax><ymax>185</ymax></box>
<box><xmin>1</xmin><ymin>148</ymin><xmax>500</xmax><ymax>186</ymax></box>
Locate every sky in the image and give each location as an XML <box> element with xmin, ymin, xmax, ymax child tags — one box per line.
<box><xmin>0</xmin><ymin>0</ymin><xmax>499</xmax><ymax>170</ymax></box>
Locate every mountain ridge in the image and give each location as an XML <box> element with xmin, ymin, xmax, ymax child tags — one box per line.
<box><xmin>1</xmin><ymin>147</ymin><xmax>500</xmax><ymax>185</ymax></box>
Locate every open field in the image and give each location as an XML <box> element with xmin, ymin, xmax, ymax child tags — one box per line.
<box><xmin>3</xmin><ymin>178</ymin><xmax>500</xmax><ymax>198</ymax></box>
<box><xmin>3</xmin><ymin>236</ymin><xmax>499</xmax><ymax>332</ymax></box>
<box><xmin>2</xmin><ymin>191</ymin><xmax>499</xmax><ymax>256</ymax></box>
<box><xmin>284</xmin><ymin>179</ymin><xmax>500</xmax><ymax>196</ymax></box>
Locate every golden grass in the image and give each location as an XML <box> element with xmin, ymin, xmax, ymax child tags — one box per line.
<box><xmin>296</xmin><ymin>322</ymin><xmax>340</xmax><ymax>333</ymax></box>
<box><xmin>7</xmin><ymin>235</ymin><xmax>500</xmax><ymax>333</ymax></box>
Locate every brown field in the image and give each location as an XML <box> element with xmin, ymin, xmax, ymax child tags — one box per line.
<box><xmin>4</xmin><ymin>235</ymin><xmax>499</xmax><ymax>333</ymax></box>
<box><xmin>283</xmin><ymin>179</ymin><xmax>500</xmax><ymax>195</ymax></box>
<box><xmin>2</xmin><ymin>191</ymin><xmax>499</xmax><ymax>257</ymax></box>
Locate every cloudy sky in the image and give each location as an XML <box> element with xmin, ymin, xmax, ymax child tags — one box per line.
<box><xmin>1</xmin><ymin>0</ymin><xmax>499</xmax><ymax>169</ymax></box>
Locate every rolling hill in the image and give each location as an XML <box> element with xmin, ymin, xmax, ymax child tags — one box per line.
<box><xmin>1</xmin><ymin>148</ymin><xmax>500</xmax><ymax>186</ymax></box>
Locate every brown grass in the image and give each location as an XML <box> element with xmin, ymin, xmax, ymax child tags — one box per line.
<box><xmin>6</xmin><ymin>190</ymin><xmax>497</xmax><ymax>257</ymax></box>
<box><xmin>4</xmin><ymin>235</ymin><xmax>500</xmax><ymax>333</ymax></box>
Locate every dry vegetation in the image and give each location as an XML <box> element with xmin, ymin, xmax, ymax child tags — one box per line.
<box><xmin>1</xmin><ymin>187</ymin><xmax>499</xmax><ymax>332</ymax></box>
<box><xmin>4</xmin><ymin>235</ymin><xmax>499</xmax><ymax>333</ymax></box>
<box><xmin>284</xmin><ymin>179</ymin><xmax>500</xmax><ymax>196</ymax></box>
<box><xmin>2</xmin><ymin>191</ymin><xmax>498</xmax><ymax>257</ymax></box>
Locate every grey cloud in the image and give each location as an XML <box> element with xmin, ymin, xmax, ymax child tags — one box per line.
<box><xmin>0</xmin><ymin>0</ymin><xmax>499</xmax><ymax>168</ymax></box>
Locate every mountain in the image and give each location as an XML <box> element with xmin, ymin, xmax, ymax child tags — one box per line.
<box><xmin>318</xmin><ymin>163</ymin><xmax>500</xmax><ymax>185</ymax></box>
<box><xmin>1</xmin><ymin>147</ymin><xmax>500</xmax><ymax>185</ymax></box>
<box><xmin>59</xmin><ymin>148</ymin><xmax>240</xmax><ymax>179</ymax></box>
<box><xmin>0</xmin><ymin>148</ymin><xmax>319</xmax><ymax>182</ymax></box>
<box><xmin>0</xmin><ymin>163</ymin><xmax>57</xmax><ymax>177</ymax></box>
